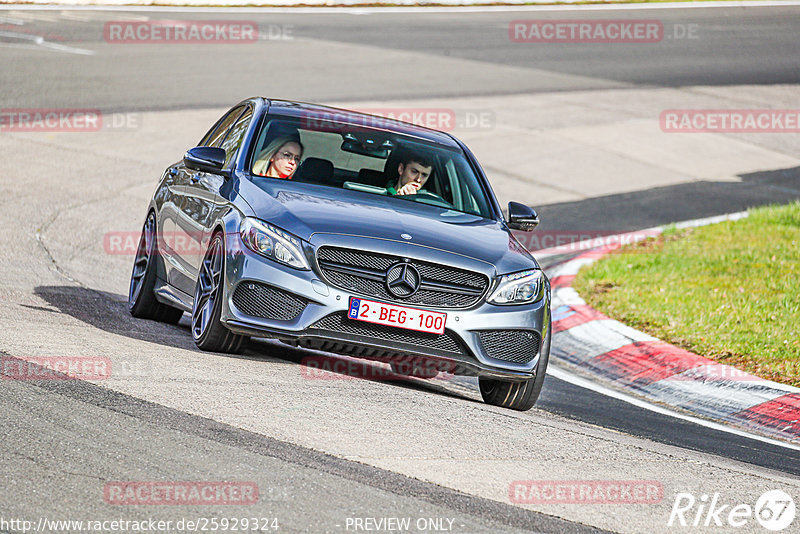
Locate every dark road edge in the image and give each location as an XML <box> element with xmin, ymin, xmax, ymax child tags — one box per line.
<box><xmin>1</xmin><ymin>353</ymin><xmax>609</xmax><ymax>534</ymax></box>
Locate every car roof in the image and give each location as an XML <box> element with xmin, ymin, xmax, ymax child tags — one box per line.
<box><xmin>259</xmin><ymin>98</ymin><xmax>462</xmax><ymax>149</ymax></box>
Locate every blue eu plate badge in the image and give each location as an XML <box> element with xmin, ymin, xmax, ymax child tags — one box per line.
<box><xmin>348</xmin><ymin>298</ymin><xmax>361</xmax><ymax>319</ymax></box>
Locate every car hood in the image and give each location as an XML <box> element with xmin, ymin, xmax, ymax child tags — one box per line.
<box><xmin>239</xmin><ymin>179</ymin><xmax>539</xmax><ymax>274</ymax></box>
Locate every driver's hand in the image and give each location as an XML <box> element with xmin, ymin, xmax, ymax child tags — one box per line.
<box><xmin>396</xmin><ymin>182</ymin><xmax>421</xmax><ymax>196</ymax></box>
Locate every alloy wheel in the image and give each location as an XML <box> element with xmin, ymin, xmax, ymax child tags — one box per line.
<box><xmin>128</xmin><ymin>213</ymin><xmax>155</xmax><ymax>309</ymax></box>
<box><xmin>192</xmin><ymin>236</ymin><xmax>223</xmax><ymax>340</ymax></box>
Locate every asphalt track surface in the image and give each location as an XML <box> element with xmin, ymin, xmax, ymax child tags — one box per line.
<box><xmin>2</xmin><ymin>5</ymin><xmax>800</xmax><ymax>534</ymax></box>
<box><xmin>4</xmin><ymin>6</ymin><xmax>800</xmax><ymax>230</ymax></box>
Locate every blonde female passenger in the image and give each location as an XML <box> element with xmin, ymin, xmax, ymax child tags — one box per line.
<box><xmin>252</xmin><ymin>135</ymin><xmax>304</xmax><ymax>179</ymax></box>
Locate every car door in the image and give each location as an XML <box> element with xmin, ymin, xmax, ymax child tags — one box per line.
<box><xmin>155</xmin><ymin>161</ymin><xmax>191</xmax><ymax>292</ymax></box>
<box><xmin>171</xmin><ymin>106</ymin><xmax>246</xmax><ymax>295</ymax></box>
<box><xmin>190</xmin><ymin>106</ymin><xmax>254</xmax><ymax>271</ymax></box>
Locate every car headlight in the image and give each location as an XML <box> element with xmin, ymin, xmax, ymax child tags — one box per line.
<box><xmin>239</xmin><ymin>217</ymin><xmax>310</xmax><ymax>270</ymax></box>
<box><xmin>487</xmin><ymin>269</ymin><xmax>545</xmax><ymax>305</ymax></box>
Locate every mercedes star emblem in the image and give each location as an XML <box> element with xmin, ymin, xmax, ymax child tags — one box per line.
<box><xmin>385</xmin><ymin>262</ymin><xmax>421</xmax><ymax>298</ymax></box>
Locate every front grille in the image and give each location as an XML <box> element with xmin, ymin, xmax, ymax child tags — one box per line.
<box><xmin>232</xmin><ymin>281</ymin><xmax>308</xmax><ymax>321</ymax></box>
<box><xmin>310</xmin><ymin>312</ymin><xmax>463</xmax><ymax>355</ymax></box>
<box><xmin>477</xmin><ymin>330</ymin><xmax>541</xmax><ymax>364</ymax></box>
<box><xmin>316</xmin><ymin>246</ymin><xmax>488</xmax><ymax>309</ymax></box>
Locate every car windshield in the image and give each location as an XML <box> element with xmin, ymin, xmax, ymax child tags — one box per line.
<box><xmin>248</xmin><ymin>115</ymin><xmax>495</xmax><ymax>219</ymax></box>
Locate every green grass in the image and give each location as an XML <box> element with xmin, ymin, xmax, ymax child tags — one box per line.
<box><xmin>573</xmin><ymin>202</ymin><xmax>800</xmax><ymax>387</ymax></box>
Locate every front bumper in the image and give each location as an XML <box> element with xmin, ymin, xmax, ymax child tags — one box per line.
<box><xmin>221</xmin><ymin>241</ymin><xmax>551</xmax><ymax>380</ymax></box>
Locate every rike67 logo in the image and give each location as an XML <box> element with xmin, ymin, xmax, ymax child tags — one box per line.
<box><xmin>668</xmin><ymin>490</ymin><xmax>796</xmax><ymax>531</ymax></box>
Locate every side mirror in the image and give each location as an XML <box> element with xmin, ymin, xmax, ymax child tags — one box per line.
<box><xmin>184</xmin><ymin>146</ymin><xmax>227</xmax><ymax>175</ymax></box>
<box><xmin>507</xmin><ymin>201</ymin><xmax>539</xmax><ymax>231</ymax></box>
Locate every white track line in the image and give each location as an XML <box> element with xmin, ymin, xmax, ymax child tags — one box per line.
<box><xmin>0</xmin><ymin>31</ymin><xmax>95</xmax><ymax>54</ymax></box>
<box><xmin>0</xmin><ymin>15</ymin><xmax>25</xmax><ymax>24</ymax></box>
<box><xmin>59</xmin><ymin>10</ymin><xmax>149</xmax><ymax>19</ymax></box>
<box><xmin>2</xmin><ymin>1</ymin><xmax>800</xmax><ymax>13</ymax></box>
<box><xmin>548</xmin><ymin>364</ymin><xmax>800</xmax><ymax>452</ymax></box>
<box><xmin>4</xmin><ymin>10</ymin><xmax>64</xmax><ymax>21</ymax></box>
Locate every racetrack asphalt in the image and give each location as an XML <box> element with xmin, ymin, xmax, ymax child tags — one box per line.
<box><xmin>1</xmin><ymin>5</ymin><xmax>800</xmax><ymax>533</ymax></box>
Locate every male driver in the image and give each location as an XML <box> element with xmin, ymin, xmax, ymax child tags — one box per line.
<box><xmin>386</xmin><ymin>152</ymin><xmax>433</xmax><ymax>196</ymax></box>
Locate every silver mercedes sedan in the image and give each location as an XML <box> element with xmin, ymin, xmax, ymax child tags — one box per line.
<box><xmin>128</xmin><ymin>98</ymin><xmax>551</xmax><ymax>410</ymax></box>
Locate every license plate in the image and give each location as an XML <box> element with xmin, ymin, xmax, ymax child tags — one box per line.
<box><xmin>347</xmin><ymin>297</ymin><xmax>447</xmax><ymax>335</ymax></box>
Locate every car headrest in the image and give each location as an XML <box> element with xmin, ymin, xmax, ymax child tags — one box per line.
<box><xmin>358</xmin><ymin>168</ymin><xmax>386</xmax><ymax>188</ymax></box>
<box><xmin>383</xmin><ymin>146</ymin><xmax>404</xmax><ymax>179</ymax></box>
<box><xmin>294</xmin><ymin>157</ymin><xmax>334</xmax><ymax>185</ymax></box>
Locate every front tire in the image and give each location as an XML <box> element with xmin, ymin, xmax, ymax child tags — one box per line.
<box><xmin>191</xmin><ymin>233</ymin><xmax>247</xmax><ymax>353</ymax></box>
<box><xmin>478</xmin><ymin>324</ymin><xmax>551</xmax><ymax>411</ymax></box>
<box><xmin>128</xmin><ymin>212</ymin><xmax>184</xmax><ymax>324</ymax></box>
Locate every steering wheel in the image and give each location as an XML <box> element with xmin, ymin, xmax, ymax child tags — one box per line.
<box><xmin>409</xmin><ymin>190</ymin><xmax>454</xmax><ymax>209</ymax></box>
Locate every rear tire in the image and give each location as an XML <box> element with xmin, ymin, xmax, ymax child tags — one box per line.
<box><xmin>191</xmin><ymin>233</ymin><xmax>248</xmax><ymax>353</ymax></box>
<box><xmin>128</xmin><ymin>212</ymin><xmax>184</xmax><ymax>324</ymax></box>
<box><xmin>478</xmin><ymin>324</ymin><xmax>551</xmax><ymax>411</ymax></box>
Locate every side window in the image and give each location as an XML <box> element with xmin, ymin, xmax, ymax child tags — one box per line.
<box><xmin>445</xmin><ymin>159</ymin><xmax>463</xmax><ymax>209</ymax></box>
<box><xmin>445</xmin><ymin>158</ymin><xmax>480</xmax><ymax>215</ymax></box>
<box><xmin>199</xmin><ymin>121</ymin><xmax>221</xmax><ymax>146</ymax></box>
<box><xmin>200</xmin><ymin>106</ymin><xmax>245</xmax><ymax>148</ymax></box>
<box><xmin>220</xmin><ymin>108</ymin><xmax>253</xmax><ymax>169</ymax></box>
